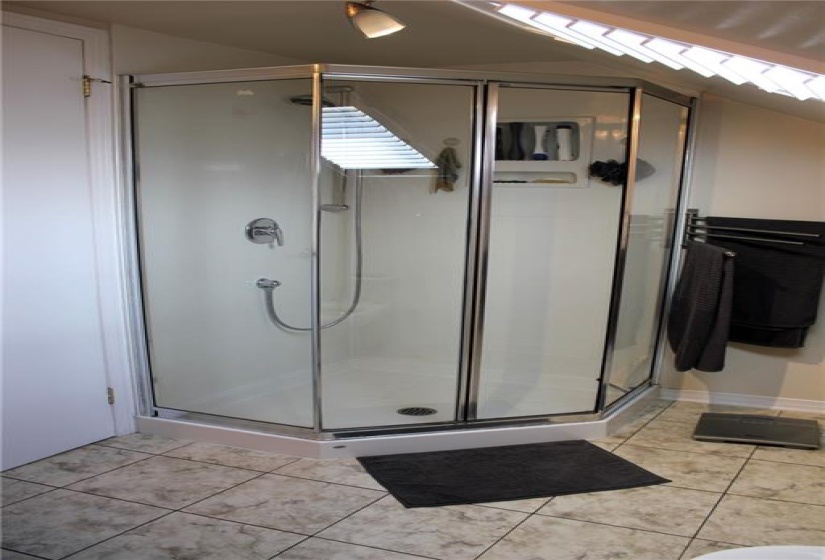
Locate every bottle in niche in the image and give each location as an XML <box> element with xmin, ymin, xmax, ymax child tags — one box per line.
<box><xmin>556</xmin><ymin>125</ymin><xmax>574</xmax><ymax>161</ymax></box>
<box><xmin>494</xmin><ymin>126</ymin><xmax>505</xmax><ymax>160</ymax></box>
<box><xmin>508</xmin><ymin>122</ymin><xmax>524</xmax><ymax>160</ymax></box>
<box><xmin>531</xmin><ymin>125</ymin><xmax>549</xmax><ymax>160</ymax></box>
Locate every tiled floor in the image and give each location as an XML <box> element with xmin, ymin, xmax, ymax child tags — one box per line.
<box><xmin>2</xmin><ymin>400</ymin><xmax>823</xmax><ymax>560</ymax></box>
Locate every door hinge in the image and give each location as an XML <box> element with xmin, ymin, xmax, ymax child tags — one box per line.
<box><xmin>107</xmin><ymin>387</ymin><xmax>115</xmax><ymax>405</ymax></box>
<box><xmin>83</xmin><ymin>75</ymin><xmax>112</xmax><ymax>98</ymax></box>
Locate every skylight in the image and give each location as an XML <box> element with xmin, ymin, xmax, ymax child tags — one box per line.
<box><xmin>321</xmin><ymin>106</ymin><xmax>435</xmax><ymax>170</ymax></box>
<box><xmin>495</xmin><ymin>2</ymin><xmax>824</xmax><ymax>102</ymax></box>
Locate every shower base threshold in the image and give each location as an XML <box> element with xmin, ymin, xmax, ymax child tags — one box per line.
<box><xmin>136</xmin><ymin>387</ymin><xmax>659</xmax><ymax>459</ymax></box>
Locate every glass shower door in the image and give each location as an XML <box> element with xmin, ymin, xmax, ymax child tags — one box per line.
<box><xmin>604</xmin><ymin>93</ymin><xmax>690</xmax><ymax>406</ymax></box>
<box><xmin>134</xmin><ymin>78</ymin><xmax>316</xmax><ymax>428</ymax></box>
<box><xmin>317</xmin><ymin>79</ymin><xmax>477</xmax><ymax>430</ymax></box>
<box><xmin>475</xmin><ymin>85</ymin><xmax>631</xmax><ymax>420</ymax></box>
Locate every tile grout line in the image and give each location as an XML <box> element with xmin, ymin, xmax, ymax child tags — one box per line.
<box><xmin>305</xmin><ymin>492</ymin><xmax>389</xmax><ymax>537</ymax></box>
<box><xmin>150</xmin><ymin>454</ymin><xmax>300</xmax><ymax>474</ymax></box>
<box><xmin>469</xmin><ymin>506</ymin><xmax>540</xmax><ymax>560</ymax></box>
<box><xmin>677</xmin><ymin>538</ymin><xmax>751</xmax><ymax>560</ymax></box>
<box><xmin>611</xmin><ymin>402</ymin><xmax>675</xmax><ymax>442</ymax></box>
<box><xmin>1</xmin><ymin>546</ymin><xmax>51</xmax><ymax>559</ymax></box>
<box><xmin>1</xmin><ymin>482</ymin><xmax>61</xmax><ymax>509</ymax></box>
<box><xmin>616</xmin><ymin>440</ymin><xmax>756</xmax><ymax>460</ymax></box>
<box><xmin>47</xmin><ymin>466</ymin><xmax>279</xmax><ymax>558</ymax></box>
<box><xmin>168</xmin><ymin>468</ymin><xmax>273</xmax><ymax>511</ymax></box>
<box><xmin>614</xmin><ymin>441</ymin><xmax>756</xmax><ymax>459</ymax></box>
<box><xmin>470</xmin><ymin>402</ymin><xmax>681</xmax><ymax>559</ymax></box>
<box><xmin>265</xmin><ymin>468</ymin><xmax>388</xmax><ymax>492</ymax></box>
<box><xmin>721</xmin><ymin>492</ymin><xmax>825</xmax><ymax>508</ymax></box>
<box><xmin>6</xmin><ymin>441</ymin><xmax>400</xmax><ymax>559</ymax></box>
<box><xmin>1</xmin><ymin>449</ymin><xmax>157</xmax><ymax>488</ymax></box>
<box><xmin>265</xmin><ymin>536</ymin><xmax>314</xmax><ymax>560</ymax></box>
<box><xmin>609</xmin><ymin>403</ymin><xmax>675</xmax><ymax>454</ymax></box>
<box><xmin>680</xmin><ymin>440</ymin><xmax>760</xmax><ymax>550</ymax></box>
<box><xmin>92</xmin><ymin>440</ymin><xmax>194</xmax><ymax>454</ymax></box>
<box><xmin>176</xmin><ymin>480</ymin><xmax>387</xmax><ymax>539</ymax></box>
<box><xmin>54</xmin><ymin>510</ymin><xmax>179</xmax><ymax>560</ymax></box>
<box><xmin>51</xmin><ymin>467</ymin><xmax>315</xmax><ymax>559</ymax></box>
<box><xmin>272</xmin><ymin>535</ymin><xmax>441</xmax><ymax>560</ymax></box>
<box><xmin>179</xmin><ymin>510</ymin><xmax>312</xmax><ymax>537</ymax></box>
<box><xmin>530</xmin><ymin>509</ymin><xmax>709</xmax><ymax>540</ymax></box>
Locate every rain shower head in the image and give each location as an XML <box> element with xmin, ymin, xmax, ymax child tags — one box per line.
<box><xmin>289</xmin><ymin>94</ymin><xmax>335</xmax><ymax>107</ymax></box>
<box><xmin>288</xmin><ymin>86</ymin><xmax>355</xmax><ymax>108</ymax></box>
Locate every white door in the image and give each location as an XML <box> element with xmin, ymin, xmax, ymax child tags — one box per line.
<box><xmin>2</xmin><ymin>23</ymin><xmax>117</xmax><ymax>469</ymax></box>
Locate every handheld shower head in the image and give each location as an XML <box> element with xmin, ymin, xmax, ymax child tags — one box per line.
<box><xmin>320</xmin><ymin>204</ymin><xmax>350</xmax><ymax>212</ymax></box>
<box><xmin>289</xmin><ymin>86</ymin><xmax>354</xmax><ymax>108</ymax></box>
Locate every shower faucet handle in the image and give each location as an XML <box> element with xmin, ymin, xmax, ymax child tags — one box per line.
<box><xmin>256</xmin><ymin>278</ymin><xmax>281</xmax><ymax>290</ymax></box>
<box><xmin>245</xmin><ymin>218</ymin><xmax>284</xmax><ymax>246</ymax></box>
<box><xmin>271</xmin><ymin>222</ymin><xmax>284</xmax><ymax>246</ymax></box>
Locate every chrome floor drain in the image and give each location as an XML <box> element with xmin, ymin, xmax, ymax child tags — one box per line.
<box><xmin>397</xmin><ymin>407</ymin><xmax>437</xmax><ymax>416</ymax></box>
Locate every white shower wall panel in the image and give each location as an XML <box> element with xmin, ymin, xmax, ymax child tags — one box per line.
<box><xmin>358</xmin><ymin>176</ymin><xmax>471</xmax><ymax>361</ymax></box>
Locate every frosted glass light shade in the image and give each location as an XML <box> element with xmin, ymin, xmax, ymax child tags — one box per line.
<box><xmin>346</xmin><ymin>2</ymin><xmax>406</xmax><ymax>39</ymax></box>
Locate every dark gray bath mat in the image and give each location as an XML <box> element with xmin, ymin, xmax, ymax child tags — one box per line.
<box><xmin>357</xmin><ymin>440</ymin><xmax>670</xmax><ymax>508</ymax></box>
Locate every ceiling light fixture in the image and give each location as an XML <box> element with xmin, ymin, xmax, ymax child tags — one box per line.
<box><xmin>345</xmin><ymin>1</ymin><xmax>406</xmax><ymax>39</ymax></box>
<box><xmin>490</xmin><ymin>2</ymin><xmax>824</xmax><ymax>102</ymax></box>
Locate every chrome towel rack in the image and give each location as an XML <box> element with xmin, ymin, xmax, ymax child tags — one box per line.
<box><xmin>684</xmin><ymin>209</ymin><xmax>820</xmax><ymax>247</ymax></box>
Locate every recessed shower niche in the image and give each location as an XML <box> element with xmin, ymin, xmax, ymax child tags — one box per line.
<box><xmin>127</xmin><ymin>64</ymin><xmax>693</xmax><ymax>456</ymax></box>
<box><xmin>493</xmin><ymin>117</ymin><xmax>592</xmax><ymax>186</ymax></box>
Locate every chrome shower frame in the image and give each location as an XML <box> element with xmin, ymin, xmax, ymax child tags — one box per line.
<box><xmin>122</xmin><ymin>64</ymin><xmax>695</xmax><ymax>456</ymax></box>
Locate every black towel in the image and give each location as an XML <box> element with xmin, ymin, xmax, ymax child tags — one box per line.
<box><xmin>704</xmin><ymin>217</ymin><xmax>825</xmax><ymax>348</ymax></box>
<box><xmin>668</xmin><ymin>241</ymin><xmax>734</xmax><ymax>372</ymax></box>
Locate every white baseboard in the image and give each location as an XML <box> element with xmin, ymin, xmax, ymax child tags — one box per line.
<box><xmin>660</xmin><ymin>388</ymin><xmax>824</xmax><ymax>414</ymax></box>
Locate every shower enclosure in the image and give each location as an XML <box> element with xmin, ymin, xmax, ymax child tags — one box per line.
<box><xmin>128</xmin><ymin>64</ymin><xmax>692</xmax><ymax>452</ymax></box>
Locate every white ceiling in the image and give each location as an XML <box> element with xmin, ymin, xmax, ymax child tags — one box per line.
<box><xmin>6</xmin><ymin>0</ymin><xmax>825</xmax><ymax>121</ymax></box>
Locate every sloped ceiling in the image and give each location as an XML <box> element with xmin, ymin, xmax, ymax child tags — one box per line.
<box><xmin>5</xmin><ymin>0</ymin><xmax>825</xmax><ymax>121</ymax></box>
<box><xmin>557</xmin><ymin>0</ymin><xmax>824</xmax><ymax>65</ymax></box>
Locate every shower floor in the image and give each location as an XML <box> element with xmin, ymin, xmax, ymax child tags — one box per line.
<box><xmin>189</xmin><ymin>357</ymin><xmax>601</xmax><ymax>431</ymax></box>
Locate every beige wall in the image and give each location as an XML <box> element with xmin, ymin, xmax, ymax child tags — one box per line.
<box><xmin>2</xmin><ymin>6</ymin><xmax>303</xmax><ymax>75</ymax></box>
<box><xmin>112</xmin><ymin>24</ymin><xmax>302</xmax><ymax>75</ymax></box>
<box><xmin>659</xmin><ymin>95</ymin><xmax>825</xmax><ymax>404</ymax></box>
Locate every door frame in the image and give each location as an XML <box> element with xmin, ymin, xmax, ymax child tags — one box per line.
<box><xmin>3</xmin><ymin>11</ymin><xmax>137</xmax><ymax>436</ymax></box>
<box><xmin>124</xmin><ymin>64</ymin><xmax>694</xmax><ymax>437</ymax></box>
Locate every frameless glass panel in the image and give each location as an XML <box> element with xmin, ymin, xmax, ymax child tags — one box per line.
<box><xmin>317</xmin><ymin>80</ymin><xmax>475</xmax><ymax>429</ymax></box>
<box><xmin>605</xmin><ymin>94</ymin><xmax>690</xmax><ymax>406</ymax></box>
<box><xmin>477</xmin><ymin>86</ymin><xmax>631</xmax><ymax>419</ymax></box>
<box><xmin>135</xmin><ymin>79</ymin><xmax>315</xmax><ymax>428</ymax></box>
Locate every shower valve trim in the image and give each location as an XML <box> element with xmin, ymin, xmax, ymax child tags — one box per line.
<box><xmin>245</xmin><ymin>217</ymin><xmax>284</xmax><ymax>245</ymax></box>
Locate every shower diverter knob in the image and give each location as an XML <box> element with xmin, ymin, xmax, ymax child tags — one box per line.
<box><xmin>245</xmin><ymin>218</ymin><xmax>284</xmax><ymax>245</ymax></box>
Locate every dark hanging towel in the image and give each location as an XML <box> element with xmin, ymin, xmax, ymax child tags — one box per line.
<box><xmin>703</xmin><ymin>217</ymin><xmax>825</xmax><ymax>348</ymax></box>
<box><xmin>668</xmin><ymin>241</ymin><xmax>735</xmax><ymax>372</ymax></box>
